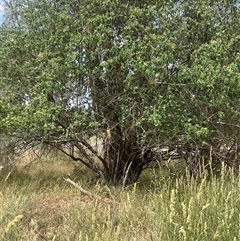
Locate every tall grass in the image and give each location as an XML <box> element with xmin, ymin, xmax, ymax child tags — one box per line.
<box><xmin>0</xmin><ymin>156</ymin><xmax>240</xmax><ymax>241</ymax></box>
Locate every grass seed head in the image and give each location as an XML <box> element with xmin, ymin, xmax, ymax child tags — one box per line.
<box><xmin>5</xmin><ymin>215</ymin><xmax>24</xmax><ymax>234</ymax></box>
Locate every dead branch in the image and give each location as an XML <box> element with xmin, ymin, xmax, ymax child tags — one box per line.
<box><xmin>63</xmin><ymin>177</ymin><xmax>100</xmax><ymax>199</ymax></box>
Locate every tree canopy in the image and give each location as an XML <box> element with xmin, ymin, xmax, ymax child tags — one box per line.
<box><xmin>0</xmin><ymin>0</ymin><xmax>240</xmax><ymax>185</ymax></box>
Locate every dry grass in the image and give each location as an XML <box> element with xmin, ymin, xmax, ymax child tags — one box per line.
<box><xmin>1</xmin><ymin>153</ymin><xmax>240</xmax><ymax>240</ymax></box>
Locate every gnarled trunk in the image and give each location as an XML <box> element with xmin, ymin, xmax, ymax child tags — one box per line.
<box><xmin>101</xmin><ymin>126</ymin><xmax>146</xmax><ymax>187</ymax></box>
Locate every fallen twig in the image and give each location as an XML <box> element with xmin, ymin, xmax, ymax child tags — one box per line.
<box><xmin>63</xmin><ymin>177</ymin><xmax>100</xmax><ymax>199</ymax></box>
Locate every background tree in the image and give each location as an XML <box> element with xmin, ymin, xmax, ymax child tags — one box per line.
<box><xmin>0</xmin><ymin>0</ymin><xmax>239</xmax><ymax>185</ymax></box>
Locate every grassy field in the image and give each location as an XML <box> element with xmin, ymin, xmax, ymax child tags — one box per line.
<box><xmin>0</xmin><ymin>154</ymin><xmax>240</xmax><ymax>241</ymax></box>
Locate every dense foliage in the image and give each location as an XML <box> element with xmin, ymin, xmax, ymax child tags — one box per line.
<box><xmin>0</xmin><ymin>0</ymin><xmax>240</xmax><ymax>185</ymax></box>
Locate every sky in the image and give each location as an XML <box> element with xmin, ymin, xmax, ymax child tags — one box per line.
<box><xmin>0</xmin><ymin>3</ymin><xmax>5</xmax><ymax>24</ymax></box>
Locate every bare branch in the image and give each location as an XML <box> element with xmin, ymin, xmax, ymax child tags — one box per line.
<box><xmin>63</xmin><ymin>177</ymin><xmax>100</xmax><ymax>199</ymax></box>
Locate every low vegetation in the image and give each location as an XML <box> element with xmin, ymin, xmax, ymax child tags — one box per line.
<box><xmin>1</xmin><ymin>155</ymin><xmax>240</xmax><ymax>241</ymax></box>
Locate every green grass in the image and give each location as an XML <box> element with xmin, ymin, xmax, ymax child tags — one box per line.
<box><xmin>0</xmin><ymin>155</ymin><xmax>240</xmax><ymax>241</ymax></box>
